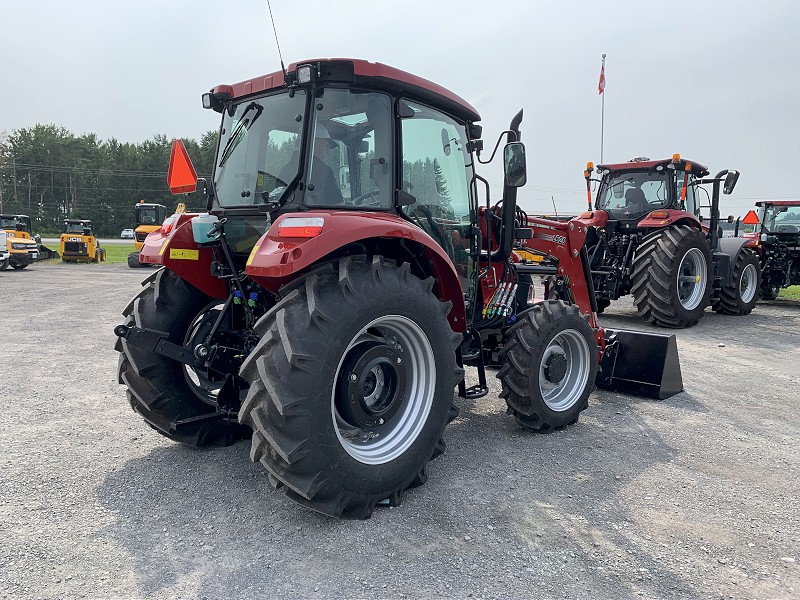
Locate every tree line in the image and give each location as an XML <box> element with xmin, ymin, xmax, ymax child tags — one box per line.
<box><xmin>0</xmin><ymin>124</ymin><xmax>217</xmax><ymax>236</ymax></box>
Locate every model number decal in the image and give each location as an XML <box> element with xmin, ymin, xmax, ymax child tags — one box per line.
<box><xmin>534</xmin><ymin>232</ymin><xmax>568</xmax><ymax>245</ymax></box>
<box><xmin>169</xmin><ymin>248</ymin><xmax>199</xmax><ymax>260</ymax></box>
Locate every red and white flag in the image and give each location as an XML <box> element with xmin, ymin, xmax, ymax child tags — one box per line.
<box><xmin>598</xmin><ymin>64</ymin><xmax>606</xmax><ymax>95</ymax></box>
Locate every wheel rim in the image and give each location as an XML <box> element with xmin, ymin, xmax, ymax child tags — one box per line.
<box><xmin>333</xmin><ymin>315</ymin><xmax>435</xmax><ymax>465</ymax></box>
<box><xmin>677</xmin><ymin>248</ymin><xmax>707</xmax><ymax>310</ymax></box>
<box><xmin>739</xmin><ymin>263</ymin><xmax>758</xmax><ymax>304</ymax></box>
<box><xmin>538</xmin><ymin>329</ymin><xmax>592</xmax><ymax>411</ymax></box>
<box><xmin>182</xmin><ymin>302</ymin><xmax>226</xmax><ymax>406</ymax></box>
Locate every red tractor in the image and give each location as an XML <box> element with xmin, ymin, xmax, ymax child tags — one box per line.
<box><xmin>581</xmin><ymin>156</ymin><xmax>760</xmax><ymax>327</ymax></box>
<box><xmin>114</xmin><ymin>59</ymin><xmax>680</xmax><ymax>518</ymax></box>
<box><xmin>736</xmin><ymin>200</ymin><xmax>800</xmax><ymax>299</ymax></box>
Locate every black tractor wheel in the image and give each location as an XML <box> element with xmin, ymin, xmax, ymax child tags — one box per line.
<box><xmin>712</xmin><ymin>250</ymin><xmax>761</xmax><ymax>315</ymax></box>
<box><xmin>760</xmin><ymin>283</ymin><xmax>780</xmax><ymax>300</ymax></box>
<box><xmin>497</xmin><ymin>301</ymin><xmax>597</xmax><ymax>432</ymax></box>
<box><xmin>116</xmin><ymin>268</ymin><xmax>249</xmax><ymax>446</ymax></box>
<box><xmin>238</xmin><ymin>256</ymin><xmax>463</xmax><ymax>519</ymax></box>
<box><xmin>11</xmin><ymin>263</ymin><xmax>28</xmax><ymax>270</ymax></box>
<box><xmin>630</xmin><ymin>225</ymin><xmax>712</xmax><ymax>328</ymax></box>
<box><xmin>128</xmin><ymin>252</ymin><xmax>141</xmax><ymax>268</ymax></box>
<box><xmin>0</xmin><ymin>257</ymin><xmax>9</xmax><ymax>270</ymax></box>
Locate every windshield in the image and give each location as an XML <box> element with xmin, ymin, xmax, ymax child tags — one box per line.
<box><xmin>1</xmin><ymin>216</ymin><xmax>27</xmax><ymax>231</ymax></box>
<box><xmin>136</xmin><ymin>207</ymin><xmax>160</xmax><ymax>225</ymax></box>
<box><xmin>65</xmin><ymin>222</ymin><xmax>90</xmax><ymax>234</ymax></box>
<box><xmin>598</xmin><ymin>170</ymin><xmax>670</xmax><ymax>219</ymax></box>
<box><xmin>765</xmin><ymin>205</ymin><xmax>800</xmax><ymax>231</ymax></box>
<box><xmin>214</xmin><ymin>91</ymin><xmax>306</xmax><ymax>208</ymax></box>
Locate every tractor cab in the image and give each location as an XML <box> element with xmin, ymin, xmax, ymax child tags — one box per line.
<box><xmin>64</xmin><ymin>219</ymin><xmax>94</xmax><ymax>236</ymax></box>
<box><xmin>593</xmin><ymin>156</ymin><xmax>710</xmax><ymax>231</ymax></box>
<box><xmin>172</xmin><ymin>59</ymin><xmax>501</xmax><ymax>289</ymax></box>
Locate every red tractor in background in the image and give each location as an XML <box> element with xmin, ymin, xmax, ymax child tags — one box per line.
<box><xmin>579</xmin><ymin>156</ymin><xmax>760</xmax><ymax>327</ymax></box>
<box><xmin>736</xmin><ymin>200</ymin><xmax>800</xmax><ymax>299</ymax></box>
<box><xmin>114</xmin><ymin>58</ymin><xmax>681</xmax><ymax>519</ymax></box>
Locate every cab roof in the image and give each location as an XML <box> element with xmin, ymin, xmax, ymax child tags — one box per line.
<box><xmin>209</xmin><ymin>58</ymin><xmax>481</xmax><ymax>124</ymax></box>
<box><xmin>598</xmin><ymin>157</ymin><xmax>709</xmax><ymax>178</ymax></box>
<box><xmin>755</xmin><ymin>200</ymin><xmax>800</xmax><ymax>207</ymax></box>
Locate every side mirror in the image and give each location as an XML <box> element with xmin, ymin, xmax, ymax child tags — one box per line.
<box><xmin>503</xmin><ymin>142</ymin><xmax>527</xmax><ymax>188</ymax></box>
<box><xmin>723</xmin><ymin>170</ymin><xmax>740</xmax><ymax>195</ymax></box>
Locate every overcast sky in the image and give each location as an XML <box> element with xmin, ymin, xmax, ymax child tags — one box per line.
<box><xmin>2</xmin><ymin>0</ymin><xmax>798</xmax><ymax>215</ymax></box>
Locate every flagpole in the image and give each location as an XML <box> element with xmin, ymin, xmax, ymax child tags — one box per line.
<box><xmin>600</xmin><ymin>53</ymin><xmax>606</xmax><ymax>164</ymax></box>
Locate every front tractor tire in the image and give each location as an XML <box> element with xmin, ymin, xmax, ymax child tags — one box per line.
<box><xmin>631</xmin><ymin>225</ymin><xmax>712</xmax><ymax>328</ymax></box>
<box><xmin>712</xmin><ymin>250</ymin><xmax>760</xmax><ymax>315</ymax></box>
<box><xmin>128</xmin><ymin>251</ymin><xmax>142</xmax><ymax>268</ymax></box>
<box><xmin>498</xmin><ymin>301</ymin><xmax>597</xmax><ymax>432</ymax></box>
<box><xmin>116</xmin><ymin>268</ymin><xmax>249</xmax><ymax>446</ymax></box>
<box><xmin>238</xmin><ymin>256</ymin><xmax>463</xmax><ymax>519</ymax></box>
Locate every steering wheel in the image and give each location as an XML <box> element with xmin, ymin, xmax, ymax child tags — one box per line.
<box><xmin>408</xmin><ymin>205</ymin><xmax>455</xmax><ymax>258</ymax></box>
<box><xmin>351</xmin><ymin>190</ymin><xmax>381</xmax><ymax>206</ymax></box>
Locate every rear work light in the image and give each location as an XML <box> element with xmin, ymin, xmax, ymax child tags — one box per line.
<box><xmin>277</xmin><ymin>217</ymin><xmax>325</xmax><ymax>238</ymax></box>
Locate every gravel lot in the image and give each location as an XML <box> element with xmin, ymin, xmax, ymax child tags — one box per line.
<box><xmin>1</xmin><ymin>262</ymin><xmax>798</xmax><ymax>599</ymax></box>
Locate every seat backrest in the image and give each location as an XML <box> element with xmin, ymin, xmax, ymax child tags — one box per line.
<box><xmin>625</xmin><ymin>187</ymin><xmax>647</xmax><ymax>209</ymax></box>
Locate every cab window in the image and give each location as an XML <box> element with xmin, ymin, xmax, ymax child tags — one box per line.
<box><xmin>399</xmin><ymin>100</ymin><xmax>473</xmax><ymax>281</ymax></box>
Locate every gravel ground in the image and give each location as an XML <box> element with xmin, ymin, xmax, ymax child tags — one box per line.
<box><xmin>1</xmin><ymin>262</ymin><xmax>798</xmax><ymax>599</ymax></box>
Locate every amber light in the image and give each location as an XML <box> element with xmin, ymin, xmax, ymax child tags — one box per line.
<box><xmin>277</xmin><ymin>217</ymin><xmax>325</xmax><ymax>238</ymax></box>
<box><xmin>650</xmin><ymin>211</ymin><xmax>670</xmax><ymax>219</ymax></box>
<box><xmin>581</xmin><ymin>211</ymin><xmax>594</xmax><ymax>219</ymax></box>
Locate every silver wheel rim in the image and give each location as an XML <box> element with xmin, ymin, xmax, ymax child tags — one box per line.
<box><xmin>677</xmin><ymin>248</ymin><xmax>707</xmax><ymax>310</ymax></box>
<box><xmin>740</xmin><ymin>263</ymin><xmax>758</xmax><ymax>304</ymax></box>
<box><xmin>333</xmin><ymin>315</ymin><xmax>435</xmax><ymax>465</ymax></box>
<box><xmin>539</xmin><ymin>329</ymin><xmax>592</xmax><ymax>411</ymax></box>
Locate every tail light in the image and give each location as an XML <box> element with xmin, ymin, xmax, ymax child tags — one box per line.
<box><xmin>277</xmin><ymin>217</ymin><xmax>325</xmax><ymax>238</ymax></box>
<box><xmin>161</xmin><ymin>215</ymin><xmax>179</xmax><ymax>235</ymax></box>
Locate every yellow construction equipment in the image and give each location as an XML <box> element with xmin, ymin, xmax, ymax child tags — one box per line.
<box><xmin>60</xmin><ymin>219</ymin><xmax>106</xmax><ymax>263</ymax></box>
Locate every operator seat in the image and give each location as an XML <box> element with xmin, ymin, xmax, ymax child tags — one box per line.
<box><xmin>624</xmin><ymin>188</ymin><xmax>647</xmax><ymax>212</ymax></box>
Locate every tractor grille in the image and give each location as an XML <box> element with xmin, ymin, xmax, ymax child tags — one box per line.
<box><xmin>64</xmin><ymin>241</ymin><xmax>88</xmax><ymax>254</ymax></box>
<box><xmin>135</xmin><ymin>232</ymin><xmax>148</xmax><ymax>243</ymax></box>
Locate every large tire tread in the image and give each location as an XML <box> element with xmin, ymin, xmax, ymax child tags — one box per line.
<box><xmin>713</xmin><ymin>250</ymin><xmax>760</xmax><ymax>315</ymax></box>
<box><xmin>116</xmin><ymin>268</ymin><xmax>249</xmax><ymax>447</ymax></box>
<box><xmin>497</xmin><ymin>301</ymin><xmax>596</xmax><ymax>432</ymax></box>
<box><xmin>238</xmin><ymin>256</ymin><xmax>462</xmax><ymax>519</ymax></box>
<box><xmin>631</xmin><ymin>225</ymin><xmax>711</xmax><ymax>328</ymax></box>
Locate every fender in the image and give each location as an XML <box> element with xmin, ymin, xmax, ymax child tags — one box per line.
<box><xmin>717</xmin><ymin>236</ymin><xmax>752</xmax><ymax>261</ymax></box>
<box><xmin>139</xmin><ymin>213</ymin><xmax>227</xmax><ymax>299</ymax></box>
<box><xmin>246</xmin><ymin>211</ymin><xmax>467</xmax><ymax>331</ymax></box>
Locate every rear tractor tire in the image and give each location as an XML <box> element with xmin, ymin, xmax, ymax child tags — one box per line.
<box><xmin>712</xmin><ymin>250</ymin><xmax>760</xmax><ymax>315</ymax></box>
<box><xmin>630</xmin><ymin>225</ymin><xmax>712</xmax><ymax>328</ymax></box>
<box><xmin>128</xmin><ymin>252</ymin><xmax>141</xmax><ymax>268</ymax></box>
<box><xmin>238</xmin><ymin>256</ymin><xmax>463</xmax><ymax>519</ymax></box>
<box><xmin>498</xmin><ymin>301</ymin><xmax>597</xmax><ymax>432</ymax></box>
<box><xmin>116</xmin><ymin>268</ymin><xmax>249</xmax><ymax>446</ymax></box>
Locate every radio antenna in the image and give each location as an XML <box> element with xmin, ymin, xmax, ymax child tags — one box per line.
<box><xmin>551</xmin><ymin>196</ymin><xmax>559</xmax><ymax>218</ymax></box>
<box><xmin>266</xmin><ymin>0</ymin><xmax>287</xmax><ymax>79</ymax></box>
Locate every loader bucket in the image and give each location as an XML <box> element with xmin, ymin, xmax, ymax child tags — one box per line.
<box><xmin>36</xmin><ymin>243</ymin><xmax>60</xmax><ymax>261</ymax></box>
<box><xmin>596</xmin><ymin>329</ymin><xmax>683</xmax><ymax>399</ymax></box>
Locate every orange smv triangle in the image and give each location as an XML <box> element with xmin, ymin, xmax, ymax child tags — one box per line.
<box><xmin>742</xmin><ymin>209</ymin><xmax>760</xmax><ymax>225</ymax></box>
<box><xmin>167</xmin><ymin>139</ymin><xmax>198</xmax><ymax>195</ymax></box>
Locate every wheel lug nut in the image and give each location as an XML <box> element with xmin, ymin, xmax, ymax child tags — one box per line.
<box><xmin>350</xmin><ymin>373</ymin><xmax>358</xmax><ymax>381</ymax></box>
<box><xmin>396</xmin><ymin>357</ymin><xmax>402</xmax><ymax>364</ymax></box>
